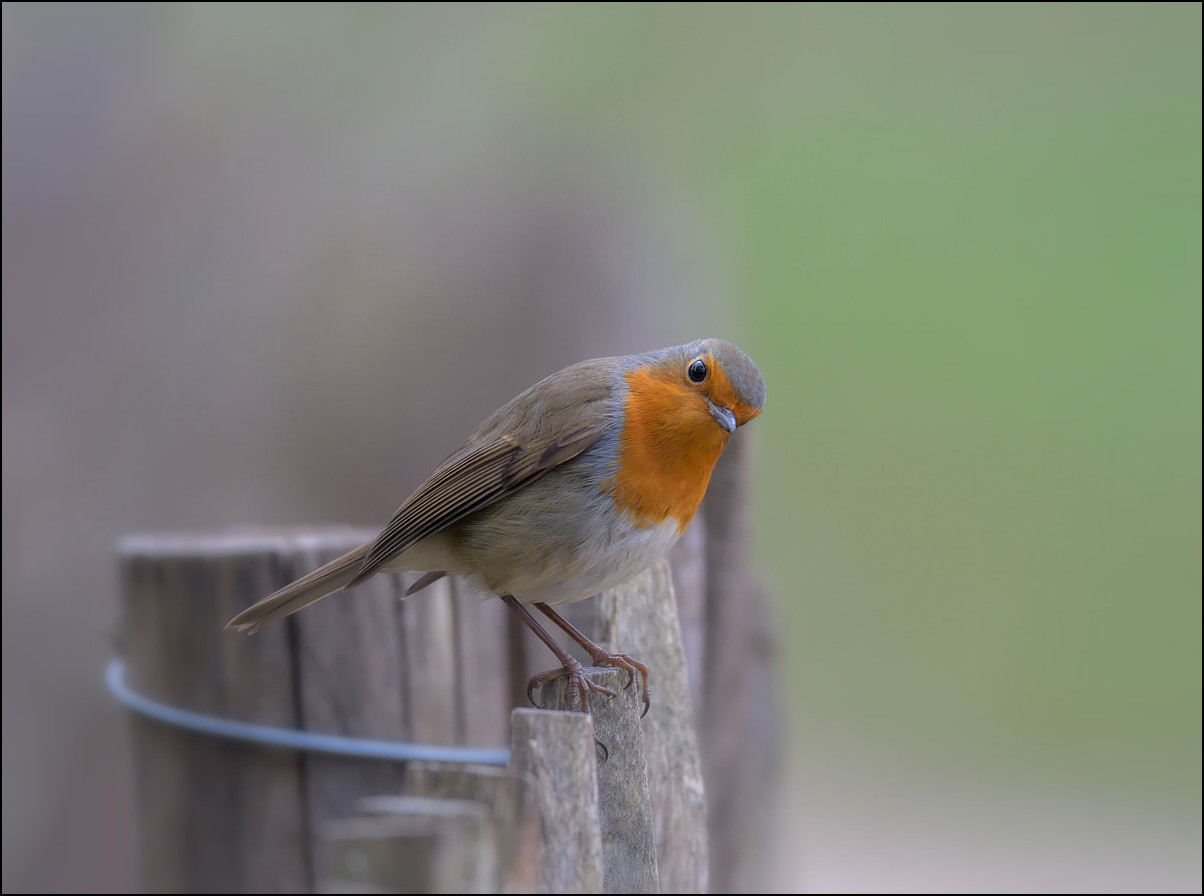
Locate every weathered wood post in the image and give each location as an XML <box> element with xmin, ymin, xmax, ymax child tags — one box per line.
<box><xmin>699</xmin><ymin>436</ymin><xmax>781</xmax><ymax>894</ymax></box>
<box><xmin>120</xmin><ymin>531</ymin><xmax>314</xmax><ymax>893</ymax></box>
<box><xmin>398</xmin><ymin>761</ymin><xmax>539</xmax><ymax>893</ymax></box>
<box><xmin>507</xmin><ymin>709</ymin><xmax>604</xmax><ymax>893</ymax></box>
<box><xmin>322</xmin><ymin>796</ymin><xmax>497</xmax><ymax>893</ymax></box>
<box><xmin>561</xmin><ymin>562</ymin><xmax>709</xmax><ymax>894</ymax></box>
<box><xmin>116</xmin><ymin>528</ymin><xmax>510</xmax><ymax>893</ymax></box>
<box><xmin>311</xmin><ymin>564</ymin><xmax>708</xmax><ymax>895</ymax></box>
<box><xmin>542</xmin><ymin>668</ymin><xmax>659</xmax><ymax>894</ymax></box>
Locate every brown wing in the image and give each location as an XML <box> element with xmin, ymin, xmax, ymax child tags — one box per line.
<box><xmin>346</xmin><ymin>422</ymin><xmax>606</xmax><ymax>588</ymax></box>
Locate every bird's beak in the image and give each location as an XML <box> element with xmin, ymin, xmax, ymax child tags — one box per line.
<box><xmin>705</xmin><ymin>397</ymin><xmax>737</xmax><ymax>433</ymax></box>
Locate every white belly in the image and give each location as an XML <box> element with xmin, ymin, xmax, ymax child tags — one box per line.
<box><xmin>502</xmin><ymin>517</ymin><xmax>682</xmax><ymax>605</ymax></box>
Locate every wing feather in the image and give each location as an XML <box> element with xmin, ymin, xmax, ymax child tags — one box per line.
<box><xmin>347</xmin><ymin>422</ymin><xmax>606</xmax><ymax>587</ymax></box>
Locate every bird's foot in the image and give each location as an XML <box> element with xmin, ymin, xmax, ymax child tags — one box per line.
<box><xmin>585</xmin><ymin>649</ymin><xmax>651</xmax><ymax>718</ymax></box>
<box><xmin>526</xmin><ymin>656</ymin><xmax>616</xmax><ymax>713</ymax></box>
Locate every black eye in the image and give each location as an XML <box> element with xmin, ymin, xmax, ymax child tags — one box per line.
<box><xmin>688</xmin><ymin>358</ymin><xmax>707</xmax><ymax>383</ymax></box>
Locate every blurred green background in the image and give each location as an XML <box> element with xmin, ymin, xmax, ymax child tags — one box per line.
<box><xmin>3</xmin><ymin>3</ymin><xmax>1199</xmax><ymax>892</ymax></box>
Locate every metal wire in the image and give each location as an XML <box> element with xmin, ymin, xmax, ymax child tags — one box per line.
<box><xmin>106</xmin><ymin>658</ymin><xmax>510</xmax><ymax>766</ymax></box>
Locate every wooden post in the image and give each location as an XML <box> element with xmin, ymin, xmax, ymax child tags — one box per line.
<box><xmin>542</xmin><ymin>668</ymin><xmax>659</xmax><ymax>895</ymax></box>
<box><xmin>400</xmin><ymin>575</ymin><xmax>460</xmax><ymax>744</ymax></box>
<box><xmin>119</xmin><ymin>531</ymin><xmax>312</xmax><ymax>893</ymax></box>
<box><xmin>400</xmin><ymin>761</ymin><xmax>538</xmax><ymax>893</ymax></box>
<box><xmin>587</xmin><ymin>561</ymin><xmax>709</xmax><ymax>894</ymax></box>
<box><xmin>700</xmin><ymin>434</ymin><xmax>781</xmax><ymax>893</ymax></box>
<box><xmin>508</xmin><ymin>708</ymin><xmax>604</xmax><ymax>894</ymax></box>
<box><xmin>117</xmin><ymin>527</ymin><xmax>515</xmax><ymax>894</ymax></box>
<box><xmin>321</xmin><ymin>798</ymin><xmax>494</xmax><ymax>894</ymax></box>
<box><xmin>286</xmin><ymin>534</ymin><xmax>410</xmax><ymax>870</ymax></box>
<box><xmin>449</xmin><ymin>577</ymin><xmax>515</xmax><ymax>747</ymax></box>
<box><xmin>667</xmin><ymin>516</ymin><xmax>708</xmax><ymax>722</ymax></box>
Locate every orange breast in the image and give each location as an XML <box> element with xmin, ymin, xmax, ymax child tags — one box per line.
<box><xmin>609</xmin><ymin>365</ymin><xmax>731</xmax><ymax>532</ymax></box>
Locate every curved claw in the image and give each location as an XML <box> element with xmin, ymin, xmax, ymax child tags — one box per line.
<box><xmin>585</xmin><ymin>650</ymin><xmax>652</xmax><ymax>717</ymax></box>
<box><xmin>527</xmin><ymin>661</ymin><xmax>616</xmax><ymax>713</ymax></box>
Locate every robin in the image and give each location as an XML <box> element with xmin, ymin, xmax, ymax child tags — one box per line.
<box><xmin>227</xmin><ymin>338</ymin><xmax>765</xmax><ymax>715</ymax></box>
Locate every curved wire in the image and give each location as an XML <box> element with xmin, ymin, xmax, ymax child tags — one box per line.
<box><xmin>106</xmin><ymin>659</ymin><xmax>509</xmax><ymax>766</ymax></box>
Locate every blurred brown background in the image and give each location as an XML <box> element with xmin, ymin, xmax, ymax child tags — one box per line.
<box><xmin>4</xmin><ymin>4</ymin><xmax>1200</xmax><ymax>893</ymax></box>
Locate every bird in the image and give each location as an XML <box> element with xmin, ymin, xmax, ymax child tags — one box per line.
<box><xmin>226</xmin><ymin>338</ymin><xmax>765</xmax><ymax>715</ymax></box>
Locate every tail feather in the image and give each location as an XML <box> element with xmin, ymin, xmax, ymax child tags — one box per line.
<box><xmin>225</xmin><ymin>544</ymin><xmax>369</xmax><ymax>633</ymax></box>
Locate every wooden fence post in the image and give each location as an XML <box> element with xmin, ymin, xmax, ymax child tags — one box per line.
<box><xmin>667</xmin><ymin>517</ymin><xmax>707</xmax><ymax>722</ymax></box>
<box><xmin>560</xmin><ymin>561</ymin><xmax>708</xmax><ymax>894</ymax></box>
<box><xmin>119</xmin><ymin>531</ymin><xmax>313</xmax><ymax>893</ymax></box>
<box><xmin>116</xmin><ymin>527</ymin><xmax>512</xmax><ymax>893</ymax></box>
<box><xmin>508</xmin><ymin>708</ymin><xmax>604</xmax><ymax>894</ymax></box>
<box><xmin>541</xmin><ymin>668</ymin><xmax>659</xmax><ymax>895</ymax></box>
<box><xmin>285</xmin><ymin>533</ymin><xmax>410</xmax><ymax>858</ymax></box>
<box><xmin>321</xmin><ymin>797</ymin><xmax>495</xmax><ymax>894</ymax></box>
<box><xmin>700</xmin><ymin>435</ymin><xmax>781</xmax><ymax>893</ymax></box>
<box><xmin>399</xmin><ymin>762</ymin><xmax>539</xmax><ymax>893</ymax></box>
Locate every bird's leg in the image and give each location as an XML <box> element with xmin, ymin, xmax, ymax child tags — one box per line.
<box><xmin>500</xmin><ymin>595</ymin><xmax>615</xmax><ymax>713</ymax></box>
<box><xmin>535</xmin><ymin>602</ymin><xmax>651</xmax><ymax>718</ymax></box>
